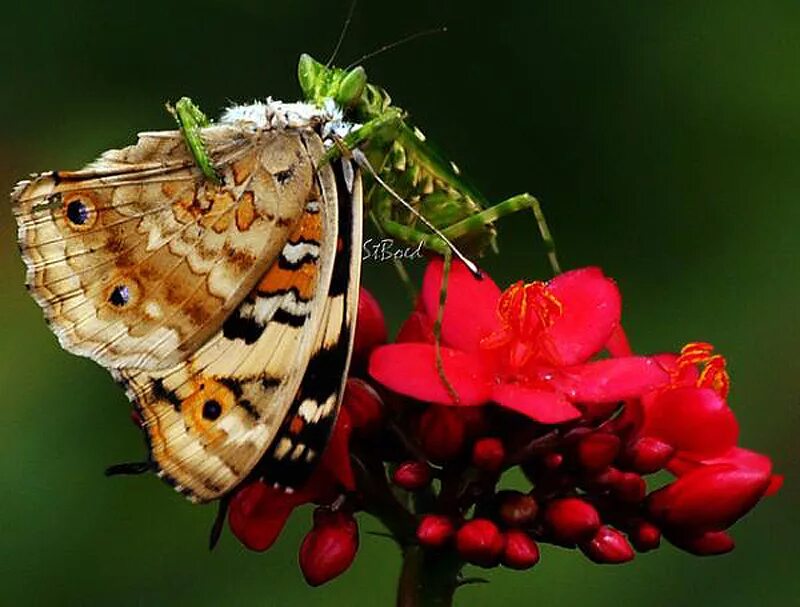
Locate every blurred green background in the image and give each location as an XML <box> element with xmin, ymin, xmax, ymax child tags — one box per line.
<box><xmin>1</xmin><ymin>1</ymin><xmax>797</xmax><ymax>605</ymax></box>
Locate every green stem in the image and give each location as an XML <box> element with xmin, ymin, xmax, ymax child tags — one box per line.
<box><xmin>396</xmin><ymin>546</ymin><xmax>463</xmax><ymax>607</ymax></box>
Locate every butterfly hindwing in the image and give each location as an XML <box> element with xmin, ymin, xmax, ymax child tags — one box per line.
<box><xmin>259</xmin><ymin>157</ymin><xmax>363</xmax><ymax>489</ymax></box>
<box><xmin>115</xmin><ymin>132</ymin><xmax>362</xmax><ymax>502</ymax></box>
<box><xmin>12</xmin><ymin>126</ymin><xmax>313</xmax><ymax>370</ymax></box>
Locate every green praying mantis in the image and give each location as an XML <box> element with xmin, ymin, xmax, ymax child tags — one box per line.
<box><xmin>171</xmin><ymin>45</ymin><xmax>561</xmax><ymax>400</ymax></box>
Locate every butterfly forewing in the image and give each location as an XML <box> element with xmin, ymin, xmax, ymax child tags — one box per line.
<box><xmin>12</xmin><ymin>126</ymin><xmax>313</xmax><ymax>370</ymax></box>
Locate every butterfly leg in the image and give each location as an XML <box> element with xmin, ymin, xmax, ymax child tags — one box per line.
<box><xmin>171</xmin><ymin>96</ymin><xmax>221</xmax><ymax>184</ymax></box>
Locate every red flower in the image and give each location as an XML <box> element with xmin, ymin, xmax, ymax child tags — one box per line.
<box><xmin>299</xmin><ymin>509</ymin><xmax>359</xmax><ymax>586</ymax></box>
<box><xmin>370</xmin><ymin>260</ymin><xmax>670</xmax><ymax>423</ymax></box>
<box><xmin>502</xmin><ymin>530</ymin><xmax>541</xmax><ymax>569</ymax></box>
<box><xmin>626</xmin><ymin>343</ymin><xmax>782</xmax><ymax>544</ymax></box>
<box><xmin>544</xmin><ymin>497</ymin><xmax>601</xmax><ymax>544</ymax></box>
<box><xmin>352</xmin><ymin>287</ymin><xmax>387</xmax><ymax>368</ymax></box>
<box><xmin>580</xmin><ymin>526</ymin><xmax>635</xmax><ymax>564</ymax></box>
<box><xmin>416</xmin><ymin>515</ymin><xmax>455</xmax><ymax>547</ymax></box>
<box><xmin>392</xmin><ymin>461</ymin><xmax>433</xmax><ymax>491</ymax></box>
<box><xmin>228</xmin><ymin>408</ymin><xmax>355</xmax><ymax>552</ymax></box>
<box><xmin>647</xmin><ymin>463</ymin><xmax>772</xmax><ymax>532</ymax></box>
<box><xmin>456</xmin><ymin>519</ymin><xmax>506</xmax><ymax>567</ymax></box>
<box><xmin>497</xmin><ymin>491</ymin><xmax>539</xmax><ymax>527</ymax></box>
<box><xmin>472</xmin><ymin>437</ymin><xmax>506</xmax><ymax>472</ymax></box>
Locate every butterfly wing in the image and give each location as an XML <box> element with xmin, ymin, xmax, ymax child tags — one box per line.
<box><xmin>256</xmin><ymin>156</ymin><xmax>363</xmax><ymax>490</ymax></box>
<box><xmin>12</xmin><ymin>126</ymin><xmax>313</xmax><ymax>370</ymax></box>
<box><xmin>115</xmin><ymin>133</ymin><xmax>362</xmax><ymax>502</ymax></box>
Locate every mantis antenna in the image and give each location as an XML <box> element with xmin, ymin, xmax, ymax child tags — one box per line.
<box><xmin>351</xmin><ymin>148</ymin><xmax>482</xmax><ymax>278</ymax></box>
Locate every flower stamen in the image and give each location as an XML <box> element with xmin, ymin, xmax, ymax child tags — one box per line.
<box><xmin>675</xmin><ymin>342</ymin><xmax>730</xmax><ymax>398</ymax></box>
<box><xmin>481</xmin><ymin>281</ymin><xmax>564</xmax><ymax>370</ymax></box>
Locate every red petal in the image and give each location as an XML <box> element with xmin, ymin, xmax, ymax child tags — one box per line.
<box><xmin>396</xmin><ymin>309</ymin><xmax>435</xmax><ymax>344</ymax></box>
<box><xmin>647</xmin><ymin>463</ymin><xmax>771</xmax><ymax>531</ymax></box>
<box><xmin>546</xmin><ymin>267</ymin><xmax>622</xmax><ymax>365</ymax></box>
<box><xmin>492</xmin><ymin>383</ymin><xmax>582</xmax><ymax>423</ymax></box>
<box><xmin>766</xmin><ymin>475</ymin><xmax>784</xmax><ymax>496</ymax></box>
<box><xmin>352</xmin><ymin>288</ymin><xmax>387</xmax><ymax>364</ymax></box>
<box><xmin>228</xmin><ymin>481</ymin><xmax>305</xmax><ymax>551</ymax></box>
<box><xmin>369</xmin><ymin>343</ymin><xmax>493</xmax><ymax>405</ymax></box>
<box><xmin>545</xmin><ymin>357</ymin><xmax>671</xmax><ymax>403</ymax></box>
<box><xmin>319</xmin><ymin>407</ymin><xmax>355</xmax><ymax>491</ymax></box>
<box><xmin>605</xmin><ymin>324</ymin><xmax>632</xmax><ymax>357</ymax></box>
<box><xmin>421</xmin><ymin>258</ymin><xmax>501</xmax><ymax>352</ymax></box>
<box><xmin>665</xmin><ymin>530</ymin><xmax>735</xmax><ymax>556</ymax></box>
<box><xmin>668</xmin><ymin>447</ymin><xmax>782</xmax><ymax>497</ymax></box>
<box><xmin>643</xmin><ymin>387</ymin><xmax>739</xmax><ymax>457</ymax></box>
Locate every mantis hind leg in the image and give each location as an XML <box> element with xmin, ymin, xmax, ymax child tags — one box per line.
<box><xmin>440</xmin><ymin>193</ymin><xmax>561</xmax><ymax>276</ymax></box>
<box><xmin>169</xmin><ymin>96</ymin><xmax>220</xmax><ymax>184</ymax></box>
<box><xmin>433</xmin><ymin>249</ymin><xmax>460</xmax><ymax>403</ymax></box>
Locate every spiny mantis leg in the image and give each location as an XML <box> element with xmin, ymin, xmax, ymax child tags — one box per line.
<box><xmin>169</xmin><ymin>96</ymin><xmax>221</xmax><ymax>185</ymax></box>
<box><xmin>334</xmin><ymin>113</ymin><xmax>560</xmax><ymax>275</ymax></box>
<box><xmin>440</xmin><ymin>193</ymin><xmax>562</xmax><ymax>276</ymax></box>
<box><xmin>434</xmin><ymin>249</ymin><xmax>460</xmax><ymax>404</ymax></box>
<box><xmin>377</xmin><ymin>193</ymin><xmax>561</xmax><ymax>276</ymax></box>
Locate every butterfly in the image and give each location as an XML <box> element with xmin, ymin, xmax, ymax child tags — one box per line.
<box><xmin>11</xmin><ymin>101</ymin><xmax>363</xmax><ymax>503</ymax></box>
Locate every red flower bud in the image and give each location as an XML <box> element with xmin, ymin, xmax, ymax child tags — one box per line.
<box><xmin>392</xmin><ymin>461</ymin><xmax>432</xmax><ymax>491</ymax></box>
<box><xmin>502</xmin><ymin>530</ymin><xmax>541</xmax><ymax>570</ymax></box>
<box><xmin>583</xmin><ymin>466</ymin><xmax>624</xmax><ymax>489</ymax></box>
<box><xmin>544</xmin><ymin>453</ymin><xmax>564</xmax><ymax>469</ymax></box>
<box><xmin>456</xmin><ymin>519</ymin><xmax>505</xmax><ymax>567</ymax></box>
<box><xmin>581</xmin><ymin>526</ymin><xmax>635</xmax><ymax>564</ymax></box>
<box><xmin>625</xmin><ymin>436</ymin><xmax>674</xmax><ymax>473</ymax></box>
<box><xmin>577</xmin><ymin>432</ymin><xmax>620</xmax><ymax>470</ymax></box>
<box><xmin>416</xmin><ymin>515</ymin><xmax>455</xmax><ymax>547</ymax></box>
<box><xmin>628</xmin><ymin>520</ymin><xmax>661</xmax><ymax>552</ymax></box>
<box><xmin>458</xmin><ymin>408</ymin><xmax>490</xmax><ymax>438</ymax></box>
<box><xmin>352</xmin><ymin>288</ymin><xmax>387</xmax><ymax>366</ymax></box>
<box><xmin>472</xmin><ymin>437</ymin><xmax>505</xmax><ymax>472</ymax></box>
<box><xmin>544</xmin><ymin>498</ymin><xmax>601</xmax><ymax>544</ymax></box>
<box><xmin>665</xmin><ymin>529</ymin><xmax>735</xmax><ymax>556</ymax></box>
<box><xmin>418</xmin><ymin>406</ymin><xmax>465</xmax><ymax>462</ymax></box>
<box><xmin>342</xmin><ymin>378</ymin><xmax>384</xmax><ymax>435</ymax></box>
<box><xmin>611</xmin><ymin>472</ymin><xmax>647</xmax><ymax>503</ymax></box>
<box><xmin>647</xmin><ymin>463</ymin><xmax>771</xmax><ymax>531</ymax></box>
<box><xmin>498</xmin><ymin>491</ymin><xmax>539</xmax><ymax>527</ymax></box>
<box><xmin>299</xmin><ymin>510</ymin><xmax>359</xmax><ymax>586</ymax></box>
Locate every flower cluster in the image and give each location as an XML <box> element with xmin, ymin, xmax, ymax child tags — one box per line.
<box><xmin>224</xmin><ymin>260</ymin><xmax>780</xmax><ymax>596</ymax></box>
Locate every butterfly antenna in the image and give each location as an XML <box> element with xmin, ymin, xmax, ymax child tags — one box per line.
<box><xmin>344</xmin><ymin>26</ymin><xmax>448</xmax><ymax>70</ymax></box>
<box><xmin>351</xmin><ymin>148</ymin><xmax>481</xmax><ymax>278</ymax></box>
<box><xmin>326</xmin><ymin>0</ymin><xmax>358</xmax><ymax>67</ymax></box>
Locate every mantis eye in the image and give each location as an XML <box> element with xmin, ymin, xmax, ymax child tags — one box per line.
<box><xmin>336</xmin><ymin>66</ymin><xmax>367</xmax><ymax>107</ymax></box>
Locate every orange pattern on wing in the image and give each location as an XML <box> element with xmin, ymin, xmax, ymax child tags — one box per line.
<box><xmin>256</xmin><ymin>209</ymin><xmax>322</xmax><ymax>301</ymax></box>
<box><xmin>180</xmin><ymin>377</ymin><xmax>238</xmax><ymax>446</ymax></box>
